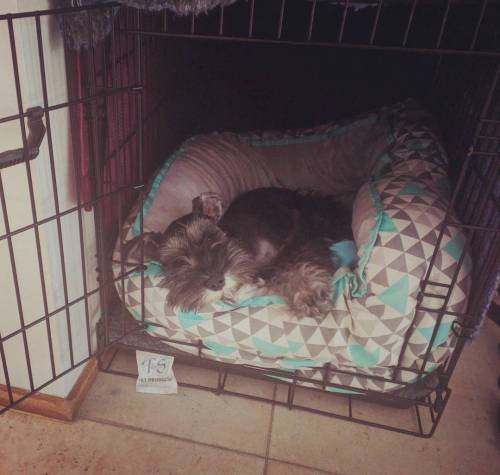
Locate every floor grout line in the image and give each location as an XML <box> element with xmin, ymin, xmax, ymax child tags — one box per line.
<box><xmin>267</xmin><ymin>457</ymin><xmax>336</xmax><ymax>474</ymax></box>
<box><xmin>14</xmin><ymin>409</ymin><xmax>339</xmax><ymax>474</ymax></box>
<box><xmin>262</xmin><ymin>383</ymin><xmax>277</xmax><ymax>475</ymax></box>
<box><xmin>79</xmin><ymin>410</ymin><xmax>335</xmax><ymax>474</ymax></box>
<box><xmin>77</xmin><ymin>413</ymin><xmax>265</xmax><ymax>461</ymax></box>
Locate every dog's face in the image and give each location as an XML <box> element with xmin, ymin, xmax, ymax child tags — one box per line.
<box><xmin>159</xmin><ymin>213</ymin><xmax>257</xmax><ymax>310</ymax></box>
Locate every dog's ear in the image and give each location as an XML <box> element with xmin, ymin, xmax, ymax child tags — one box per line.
<box><xmin>192</xmin><ymin>192</ymin><xmax>226</xmax><ymax>222</ymax></box>
<box><xmin>122</xmin><ymin>232</ymin><xmax>163</xmax><ymax>264</ymax></box>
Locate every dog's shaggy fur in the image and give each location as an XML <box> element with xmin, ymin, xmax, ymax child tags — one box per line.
<box><xmin>268</xmin><ymin>238</ymin><xmax>341</xmax><ymax>317</ymax></box>
<box><xmin>156</xmin><ymin>188</ymin><xmax>352</xmax><ymax>317</ymax></box>
<box><xmin>159</xmin><ymin>214</ymin><xmax>261</xmax><ymax>310</ymax></box>
<box><xmin>218</xmin><ymin>188</ymin><xmax>352</xmax><ymax>317</ymax></box>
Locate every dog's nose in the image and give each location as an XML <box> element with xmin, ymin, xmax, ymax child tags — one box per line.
<box><xmin>206</xmin><ymin>275</ymin><xmax>225</xmax><ymax>291</ymax></box>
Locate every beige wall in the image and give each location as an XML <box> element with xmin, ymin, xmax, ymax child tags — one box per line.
<box><xmin>0</xmin><ymin>0</ymin><xmax>100</xmax><ymax>398</ymax></box>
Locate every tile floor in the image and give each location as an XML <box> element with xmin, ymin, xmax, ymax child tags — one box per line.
<box><xmin>1</xmin><ymin>318</ymin><xmax>499</xmax><ymax>475</ymax></box>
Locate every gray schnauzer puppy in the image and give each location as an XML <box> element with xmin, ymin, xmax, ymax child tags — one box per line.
<box><xmin>140</xmin><ymin>188</ymin><xmax>352</xmax><ymax>317</ymax></box>
<box><xmin>158</xmin><ymin>210</ymin><xmax>260</xmax><ymax>311</ymax></box>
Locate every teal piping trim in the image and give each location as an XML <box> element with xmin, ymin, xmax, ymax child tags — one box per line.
<box><xmin>351</xmin><ymin>180</ymin><xmax>385</xmax><ymax>298</ymax></box>
<box><xmin>330</xmin><ymin>268</ymin><xmax>358</xmax><ymax>301</ymax></box>
<box><xmin>131</xmin><ymin>260</ymin><xmax>164</xmax><ymax>278</ymax></box>
<box><xmin>328</xmin><ymin>180</ymin><xmax>387</xmax><ymax>301</ymax></box>
<box><xmin>326</xmin><ymin>386</ymin><xmax>363</xmax><ymax>395</ymax></box>
<box><xmin>251</xmin><ymin>116</ymin><xmax>377</xmax><ymax>147</ymax></box>
<box><xmin>384</xmin><ymin>109</ymin><xmax>397</xmax><ymax>145</ymax></box>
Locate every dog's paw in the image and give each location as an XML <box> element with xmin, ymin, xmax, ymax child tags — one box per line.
<box><xmin>226</xmin><ymin>282</ymin><xmax>267</xmax><ymax>303</ymax></box>
<box><xmin>290</xmin><ymin>289</ymin><xmax>332</xmax><ymax>319</ymax></box>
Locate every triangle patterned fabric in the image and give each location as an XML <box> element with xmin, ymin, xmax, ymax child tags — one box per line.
<box><xmin>111</xmin><ymin>100</ymin><xmax>471</xmax><ymax>393</ymax></box>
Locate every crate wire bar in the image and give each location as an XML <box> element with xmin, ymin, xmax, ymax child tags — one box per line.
<box><xmin>119</xmin><ymin>0</ymin><xmax>500</xmax><ymax>57</ymax></box>
<box><xmin>0</xmin><ymin>2</ymin><xmax>145</xmax><ymax>411</ymax></box>
<box><xmin>0</xmin><ymin>0</ymin><xmax>498</xmax><ymax>439</ymax></box>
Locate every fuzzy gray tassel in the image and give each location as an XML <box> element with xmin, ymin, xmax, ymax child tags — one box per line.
<box><xmin>121</xmin><ymin>0</ymin><xmax>238</xmax><ymax>15</ymax></box>
<box><xmin>54</xmin><ymin>1</ymin><xmax>118</xmax><ymax>50</ymax></box>
<box><xmin>55</xmin><ymin>0</ymin><xmax>239</xmax><ymax>50</ymax></box>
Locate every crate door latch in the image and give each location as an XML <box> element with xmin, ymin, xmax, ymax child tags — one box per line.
<box><xmin>0</xmin><ymin>107</ymin><xmax>46</xmax><ymax>170</ymax></box>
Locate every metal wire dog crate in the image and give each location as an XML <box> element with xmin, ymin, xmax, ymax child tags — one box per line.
<box><xmin>0</xmin><ymin>0</ymin><xmax>499</xmax><ymax>438</ymax></box>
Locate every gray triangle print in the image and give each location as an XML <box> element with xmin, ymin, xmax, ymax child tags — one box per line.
<box><xmin>401</xmin><ymin>222</ymin><xmax>420</xmax><ymax>239</ymax></box>
<box><xmin>307</xmin><ymin>343</ymin><xmax>327</xmax><ymax>358</ymax></box>
<box><xmin>249</xmin><ymin>317</ymin><xmax>268</xmax><ymax>335</ymax></box>
<box><xmin>198</xmin><ymin>327</ymin><xmax>214</xmax><ymax>338</ymax></box>
<box><xmin>406</xmin><ymin>241</ymin><xmax>425</xmax><ymax>259</ymax></box>
<box><xmin>269</xmin><ymin>324</ymin><xmax>283</xmax><ymax>342</ymax></box>
<box><xmin>385</xmin><ymin>234</ymin><xmax>404</xmax><ymax>251</ymax></box>
<box><xmin>232</xmin><ymin>328</ymin><xmax>249</xmax><ymax>342</ymax></box>
<box><xmin>319</xmin><ymin>327</ymin><xmax>337</xmax><ymax>345</ymax></box>
<box><xmin>214</xmin><ymin>318</ymin><xmax>230</xmax><ymax>334</ymax></box>
<box><xmin>299</xmin><ymin>324</ymin><xmax>318</xmax><ymax>342</ymax></box>
<box><xmin>230</xmin><ymin>311</ymin><xmax>248</xmax><ymax>326</ymax></box>
<box><xmin>388</xmin><ymin>253</ymin><xmax>408</xmax><ymax>272</ymax></box>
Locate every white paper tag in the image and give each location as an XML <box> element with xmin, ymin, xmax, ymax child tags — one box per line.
<box><xmin>136</xmin><ymin>351</ymin><xmax>178</xmax><ymax>395</ymax></box>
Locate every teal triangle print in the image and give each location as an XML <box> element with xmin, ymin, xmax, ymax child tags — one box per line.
<box><xmin>132</xmin><ymin>261</ymin><xmax>164</xmax><ymax>278</ymax></box>
<box><xmin>399</xmin><ymin>182</ymin><xmax>427</xmax><ymax>196</ymax></box>
<box><xmin>326</xmin><ymin>386</ymin><xmax>362</xmax><ymax>395</ymax></box>
<box><xmin>406</xmin><ymin>363</ymin><xmax>438</xmax><ymax>384</ymax></box>
<box><xmin>204</xmin><ymin>340</ymin><xmax>237</xmax><ymax>355</ymax></box>
<box><xmin>380</xmin><ymin>212</ymin><xmax>398</xmax><ymax>232</ymax></box>
<box><xmin>178</xmin><ymin>310</ymin><xmax>207</xmax><ymax>330</ymax></box>
<box><xmin>131</xmin><ymin>309</ymin><xmax>143</xmax><ymax>321</ymax></box>
<box><xmin>378</xmin><ymin>275</ymin><xmax>409</xmax><ymax>314</ymax></box>
<box><xmin>436</xmin><ymin>176</ymin><xmax>451</xmax><ymax>195</ymax></box>
<box><xmin>331</xmin><ymin>272</ymin><xmax>349</xmax><ymax>301</ymax></box>
<box><xmin>442</xmin><ymin>233</ymin><xmax>465</xmax><ymax>261</ymax></box>
<box><xmin>406</xmin><ymin>138</ymin><xmax>432</xmax><ymax>151</ymax></box>
<box><xmin>239</xmin><ymin>295</ymin><xmax>285</xmax><ymax>307</ymax></box>
<box><xmin>348</xmin><ymin>345</ymin><xmax>380</xmax><ymax>368</ymax></box>
<box><xmin>417</xmin><ymin>322</ymin><xmax>452</xmax><ymax>349</ymax></box>
<box><xmin>287</xmin><ymin>340</ymin><xmax>304</xmax><ymax>353</ymax></box>
<box><xmin>372</xmin><ymin>153</ymin><xmax>392</xmax><ymax>179</ymax></box>
<box><xmin>281</xmin><ymin>358</ymin><xmax>318</xmax><ymax>369</ymax></box>
<box><xmin>252</xmin><ymin>336</ymin><xmax>289</xmax><ymax>356</ymax></box>
<box><xmin>330</xmin><ymin>240</ymin><xmax>358</xmax><ymax>268</ymax></box>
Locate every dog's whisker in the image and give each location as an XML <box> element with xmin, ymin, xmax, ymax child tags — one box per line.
<box><xmin>221</xmin><ymin>295</ymin><xmax>237</xmax><ymax>305</ymax></box>
<box><xmin>213</xmin><ymin>306</ymin><xmax>242</xmax><ymax>317</ymax></box>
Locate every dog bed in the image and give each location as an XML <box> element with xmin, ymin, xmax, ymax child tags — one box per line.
<box><xmin>113</xmin><ymin>100</ymin><xmax>471</xmax><ymax>393</ymax></box>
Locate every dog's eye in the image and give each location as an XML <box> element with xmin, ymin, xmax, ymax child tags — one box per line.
<box><xmin>202</xmin><ymin>234</ymin><xmax>216</xmax><ymax>245</ymax></box>
<box><xmin>172</xmin><ymin>255</ymin><xmax>192</xmax><ymax>267</ymax></box>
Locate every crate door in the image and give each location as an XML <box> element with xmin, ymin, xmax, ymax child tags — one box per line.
<box><xmin>0</xmin><ymin>2</ymin><xmax>143</xmax><ymax>414</ymax></box>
